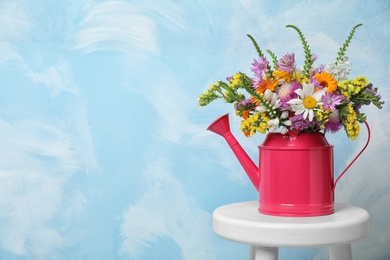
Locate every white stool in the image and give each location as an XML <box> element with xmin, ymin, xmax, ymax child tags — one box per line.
<box><xmin>212</xmin><ymin>201</ymin><xmax>370</xmax><ymax>260</ymax></box>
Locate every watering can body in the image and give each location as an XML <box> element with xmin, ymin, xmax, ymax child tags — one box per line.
<box><xmin>206</xmin><ymin>114</ymin><xmax>371</xmax><ymax>217</ymax></box>
<box><xmin>258</xmin><ymin>132</ymin><xmax>334</xmax><ymax>216</ymax></box>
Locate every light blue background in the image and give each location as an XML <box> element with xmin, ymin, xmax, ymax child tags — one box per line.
<box><xmin>0</xmin><ymin>1</ymin><xmax>389</xmax><ymax>259</ymax></box>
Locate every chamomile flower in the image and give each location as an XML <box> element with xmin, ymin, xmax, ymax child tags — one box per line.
<box><xmin>287</xmin><ymin>83</ymin><xmax>327</xmax><ymax>121</ymax></box>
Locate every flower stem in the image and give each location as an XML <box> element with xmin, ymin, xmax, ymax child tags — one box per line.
<box><xmin>247</xmin><ymin>34</ymin><xmax>265</xmax><ymax>58</ymax></box>
<box><xmin>335</xmin><ymin>23</ymin><xmax>363</xmax><ymax>65</ymax></box>
<box><xmin>286</xmin><ymin>25</ymin><xmax>312</xmax><ymax>78</ymax></box>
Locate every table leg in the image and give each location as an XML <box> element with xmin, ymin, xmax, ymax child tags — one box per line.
<box><xmin>329</xmin><ymin>244</ymin><xmax>352</xmax><ymax>260</ymax></box>
<box><xmin>250</xmin><ymin>245</ymin><xmax>278</xmax><ymax>260</ymax></box>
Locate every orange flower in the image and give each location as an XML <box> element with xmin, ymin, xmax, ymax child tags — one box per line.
<box><xmin>250</xmin><ymin>95</ymin><xmax>259</xmax><ymax>105</ymax></box>
<box><xmin>242</xmin><ymin>110</ymin><xmax>249</xmax><ymax>119</ymax></box>
<box><xmin>314</xmin><ymin>71</ymin><xmax>337</xmax><ymax>93</ymax></box>
<box><xmin>257</xmin><ymin>77</ymin><xmax>278</xmax><ymax>93</ymax></box>
<box><xmin>251</xmin><ymin>77</ymin><xmax>278</xmax><ymax>105</ymax></box>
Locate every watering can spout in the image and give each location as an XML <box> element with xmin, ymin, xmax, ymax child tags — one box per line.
<box><xmin>207</xmin><ymin>114</ymin><xmax>260</xmax><ymax>191</ymax></box>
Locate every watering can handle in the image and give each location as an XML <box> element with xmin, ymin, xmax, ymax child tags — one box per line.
<box><xmin>333</xmin><ymin>121</ymin><xmax>371</xmax><ymax>189</ymax></box>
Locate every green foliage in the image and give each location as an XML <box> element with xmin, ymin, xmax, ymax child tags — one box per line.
<box><xmin>247</xmin><ymin>34</ymin><xmax>265</xmax><ymax>58</ymax></box>
<box><xmin>286</xmin><ymin>25</ymin><xmax>312</xmax><ymax>78</ymax></box>
<box><xmin>198</xmin><ymin>73</ymin><xmax>250</xmax><ymax>107</ymax></box>
<box><xmin>266</xmin><ymin>49</ymin><xmax>278</xmax><ymax>71</ymax></box>
<box><xmin>336</xmin><ymin>24</ymin><xmax>363</xmax><ymax>65</ymax></box>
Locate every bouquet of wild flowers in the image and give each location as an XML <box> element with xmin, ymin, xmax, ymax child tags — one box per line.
<box><xmin>198</xmin><ymin>24</ymin><xmax>384</xmax><ymax>139</ymax></box>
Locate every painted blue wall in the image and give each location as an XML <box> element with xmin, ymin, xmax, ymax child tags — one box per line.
<box><xmin>0</xmin><ymin>1</ymin><xmax>389</xmax><ymax>259</ymax></box>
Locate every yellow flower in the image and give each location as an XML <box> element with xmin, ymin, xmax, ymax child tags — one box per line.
<box><xmin>273</xmin><ymin>70</ymin><xmax>293</xmax><ymax>82</ymax></box>
<box><xmin>228</xmin><ymin>74</ymin><xmax>241</xmax><ymax>89</ymax></box>
<box><xmin>355</xmin><ymin>76</ymin><xmax>368</xmax><ymax>85</ymax></box>
<box><xmin>341</xmin><ymin>91</ymin><xmax>350</xmax><ymax>99</ymax></box>
<box><xmin>338</xmin><ymin>82</ymin><xmax>346</xmax><ymax>90</ymax></box>
<box><xmin>341</xmin><ymin>104</ymin><xmax>360</xmax><ymax>139</ymax></box>
<box><xmin>294</xmin><ymin>71</ymin><xmax>308</xmax><ymax>84</ymax></box>
<box><xmin>315</xmin><ymin>108</ymin><xmax>329</xmax><ymax>123</ymax></box>
<box><xmin>348</xmin><ymin>104</ymin><xmax>354</xmax><ymax>113</ymax></box>
<box><xmin>240</xmin><ymin>113</ymin><xmax>269</xmax><ymax>137</ymax></box>
<box><xmin>260</xmin><ymin>112</ymin><xmax>269</xmax><ymax>122</ymax></box>
<box><xmin>258</xmin><ymin>122</ymin><xmax>268</xmax><ymax>134</ymax></box>
<box><xmin>348</xmin><ymin>122</ymin><xmax>360</xmax><ymax>140</ymax></box>
<box><xmin>354</xmin><ymin>86</ymin><xmax>361</xmax><ymax>94</ymax></box>
<box><xmin>232</xmin><ymin>74</ymin><xmax>241</xmax><ymax>84</ymax></box>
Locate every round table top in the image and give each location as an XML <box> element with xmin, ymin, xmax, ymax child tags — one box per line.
<box><xmin>212</xmin><ymin>201</ymin><xmax>370</xmax><ymax>247</ymax></box>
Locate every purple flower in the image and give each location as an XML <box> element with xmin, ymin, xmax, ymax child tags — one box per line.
<box><xmin>312</xmin><ymin>64</ymin><xmax>326</xmax><ymax>75</ymax></box>
<box><xmin>321</xmin><ymin>92</ymin><xmax>344</xmax><ymax>110</ymax></box>
<box><xmin>251</xmin><ymin>76</ymin><xmax>263</xmax><ymax>89</ymax></box>
<box><xmin>324</xmin><ymin>110</ymin><xmax>342</xmax><ymax>133</ymax></box>
<box><xmin>251</xmin><ymin>57</ymin><xmax>268</xmax><ymax>77</ymax></box>
<box><xmin>310</xmin><ymin>77</ymin><xmax>321</xmax><ymax>89</ymax></box>
<box><xmin>289</xmin><ymin>114</ymin><xmax>319</xmax><ymax>132</ymax></box>
<box><xmin>235</xmin><ymin>99</ymin><xmax>252</xmax><ymax>110</ymax></box>
<box><xmin>310</xmin><ymin>53</ymin><xmax>318</xmax><ymax>64</ymax></box>
<box><xmin>278</xmin><ymin>53</ymin><xmax>296</xmax><ymax>73</ymax></box>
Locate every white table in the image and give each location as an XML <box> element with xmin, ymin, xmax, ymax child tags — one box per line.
<box><xmin>212</xmin><ymin>201</ymin><xmax>370</xmax><ymax>260</ymax></box>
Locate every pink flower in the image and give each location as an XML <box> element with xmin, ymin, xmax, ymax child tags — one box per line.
<box><xmin>310</xmin><ymin>77</ymin><xmax>320</xmax><ymax>89</ymax></box>
<box><xmin>310</xmin><ymin>53</ymin><xmax>318</xmax><ymax>64</ymax></box>
<box><xmin>251</xmin><ymin>57</ymin><xmax>268</xmax><ymax>77</ymax></box>
<box><xmin>324</xmin><ymin>110</ymin><xmax>342</xmax><ymax>133</ymax></box>
<box><xmin>278</xmin><ymin>53</ymin><xmax>296</xmax><ymax>73</ymax></box>
<box><xmin>321</xmin><ymin>92</ymin><xmax>344</xmax><ymax>111</ymax></box>
<box><xmin>251</xmin><ymin>77</ymin><xmax>262</xmax><ymax>89</ymax></box>
<box><xmin>278</xmin><ymin>81</ymin><xmax>300</xmax><ymax>102</ymax></box>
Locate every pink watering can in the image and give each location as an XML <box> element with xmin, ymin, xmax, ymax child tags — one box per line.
<box><xmin>208</xmin><ymin>114</ymin><xmax>371</xmax><ymax>217</ymax></box>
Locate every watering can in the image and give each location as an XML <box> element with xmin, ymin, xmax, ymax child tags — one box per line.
<box><xmin>207</xmin><ymin>114</ymin><xmax>370</xmax><ymax>217</ymax></box>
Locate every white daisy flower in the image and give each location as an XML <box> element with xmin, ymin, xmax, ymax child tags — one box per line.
<box><xmin>287</xmin><ymin>83</ymin><xmax>327</xmax><ymax>121</ymax></box>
